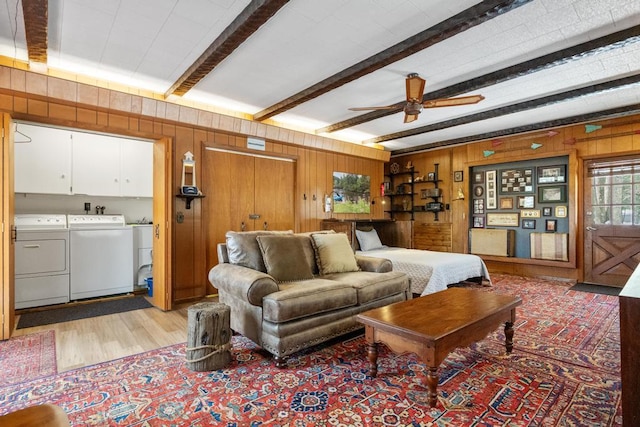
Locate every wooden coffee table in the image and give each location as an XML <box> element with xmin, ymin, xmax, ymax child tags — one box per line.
<box><xmin>356</xmin><ymin>287</ymin><xmax>522</xmax><ymax>407</ymax></box>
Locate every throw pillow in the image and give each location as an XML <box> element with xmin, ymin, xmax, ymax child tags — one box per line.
<box><xmin>310</xmin><ymin>232</ymin><xmax>360</xmax><ymax>275</ymax></box>
<box><xmin>355</xmin><ymin>228</ymin><xmax>384</xmax><ymax>251</ymax></box>
<box><xmin>226</xmin><ymin>230</ymin><xmax>293</xmax><ymax>272</ymax></box>
<box><xmin>256</xmin><ymin>235</ymin><xmax>315</xmax><ymax>282</ymax></box>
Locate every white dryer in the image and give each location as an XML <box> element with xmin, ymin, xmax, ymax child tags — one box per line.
<box><xmin>14</xmin><ymin>214</ymin><xmax>70</xmax><ymax>309</ymax></box>
<box><xmin>68</xmin><ymin>214</ymin><xmax>133</xmax><ymax>300</ymax></box>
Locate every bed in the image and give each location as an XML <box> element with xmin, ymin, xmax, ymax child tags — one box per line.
<box><xmin>354</xmin><ymin>228</ymin><xmax>491</xmax><ymax>296</ymax></box>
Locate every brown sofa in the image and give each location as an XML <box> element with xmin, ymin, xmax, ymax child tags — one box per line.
<box><xmin>208</xmin><ymin>230</ymin><xmax>411</xmax><ymax>367</ymax></box>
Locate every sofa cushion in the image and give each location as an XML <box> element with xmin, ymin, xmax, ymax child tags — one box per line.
<box><xmin>327</xmin><ymin>270</ymin><xmax>410</xmax><ymax>304</ymax></box>
<box><xmin>263</xmin><ymin>280</ymin><xmax>357</xmax><ymax>323</ymax></box>
<box><xmin>310</xmin><ymin>232</ymin><xmax>360</xmax><ymax>275</ymax></box>
<box><xmin>256</xmin><ymin>234</ymin><xmax>315</xmax><ymax>282</ymax></box>
<box><xmin>355</xmin><ymin>228</ymin><xmax>384</xmax><ymax>251</ymax></box>
<box><xmin>295</xmin><ymin>230</ymin><xmax>334</xmax><ymax>275</ymax></box>
<box><xmin>226</xmin><ymin>230</ymin><xmax>293</xmax><ymax>272</ymax></box>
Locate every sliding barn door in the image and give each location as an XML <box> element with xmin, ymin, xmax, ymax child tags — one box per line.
<box><xmin>203</xmin><ymin>147</ymin><xmax>295</xmax><ymax>271</ymax></box>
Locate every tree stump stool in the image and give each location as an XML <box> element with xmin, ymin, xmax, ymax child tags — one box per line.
<box><xmin>186</xmin><ymin>302</ymin><xmax>232</xmax><ymax>371</ymax></box>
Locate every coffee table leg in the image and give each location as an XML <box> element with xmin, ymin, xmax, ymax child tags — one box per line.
<box><xmin>426</xmin><ymin>367</ymin><xmax>439</xmax><ymax>407</ymax></box>
<box><xmin>367</xmin><ymin>342</ymin><xmax>378</xmax><ymax>377</ymax></box>
<box><xmin>504</xmin><ymin>321</ymin><xmax>514</xmax><ymax>354</ymax></box>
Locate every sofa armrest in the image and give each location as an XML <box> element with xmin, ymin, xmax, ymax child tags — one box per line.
<box><xmin>208</xmin><ymin>264</ymin><xmax>279</xmax><ymax>306</ymax></box>
<box><xmin>355</xmin><ymin>255</ymin><xmax>393</xmax><ymax>273</ymax></box>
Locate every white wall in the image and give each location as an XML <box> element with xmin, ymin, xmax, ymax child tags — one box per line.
<box><xmin>15</xmin><ymin>193</ymin><xmax>153</xmax><ymax>224</ymax></box>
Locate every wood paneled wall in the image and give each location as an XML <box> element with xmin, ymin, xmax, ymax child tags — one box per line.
<box><xmin>0</xmin><ymin>65</ymin><xmax>387</xmax><ymax>304</ymax></box>
<box><xmin>393</xmin><ymin>117</ymin><xmax>640</xmax><ymax>282</ymax></box>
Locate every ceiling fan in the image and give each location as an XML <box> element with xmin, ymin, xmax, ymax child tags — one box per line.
<box><xmin>349</xmin><ymin>73</ymin><xmax>485</xmax><ymax>123</ymax></box>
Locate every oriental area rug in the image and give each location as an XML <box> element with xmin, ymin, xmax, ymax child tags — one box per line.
<box><xmin>0</xmin><ymin>330</ymin><xmax>57</xmax><ymax>387</ymax></box>
<box><xmin>0</xmin><ymin>274</ymin><xmax>622</xmax><ymax>426</ymax></box>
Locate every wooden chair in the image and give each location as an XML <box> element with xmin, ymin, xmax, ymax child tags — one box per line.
<box><xmin>0</xmin><ymin>404</ymin><xmax>70</xmax><ymax>427</ymax></box>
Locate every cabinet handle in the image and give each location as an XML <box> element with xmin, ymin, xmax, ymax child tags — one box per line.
<box><xmin>22</xmin><ymin>244</ymin><xmax>40</xmax><ymax>248</ymax></box>
<box><xmin>241</xmin><ymin>222</ymin><xmax>246</xmax><ymax>231</ymax></box>
<box><xmin>263</xmin><ymin>221</ymin><xmax>268</xmax><ymax>230</ymax></box>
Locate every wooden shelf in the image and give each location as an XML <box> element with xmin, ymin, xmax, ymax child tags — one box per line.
<box><xmin>176</xmin><ymin>193</ymin><xmax>205</xmax><ymax>209</ymax></box>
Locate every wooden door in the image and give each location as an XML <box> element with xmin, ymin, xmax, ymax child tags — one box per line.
<box><xmin>202</xmin><ymin>147</ymin><xmax>295</xmax><ymax>270</ymax></box>
<box><xmin>1</xmin><ymin>113</ymin><xmax>15</xmax><ymax>339</ymax></box>
<box><xmin>152</xmin><ymin>137</ymin><xmax>172</xmax><ymax>310</ymax></box>
<box><xmin>203</xmin><ymin>148</ymin><xmax>256</xmax><ymax>270</ymax></box>
<box><xmin>254</xmin><ymin>156</ymin><xmax>295</xmax><ymax>231</ymax></box>
<box><xmin>584</xmin><ymin>157</ymin><xmax>640</xmax><ymax>286</ymax></box>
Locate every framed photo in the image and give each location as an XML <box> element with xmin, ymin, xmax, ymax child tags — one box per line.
<box><xmin>474</xmin><ymin>186</ymin><xmax>484</xmax><ymax>197</ymax></box>
<box><xmin>521</xmin><ymin>209</ymin><xmax>540</xmax><ymax>218</ymax></box>
<box><xmin>522</xmin><ymin>219</ymin><xmax>536</xmax><ymax>229</ymax></box>
<box><xmin>473</xmin><ymin>171</ymin><xmax>484</xmax><ymax>184</ymax></box>
<box><xmin>538</xmin><ymin>185</ymin><xmax>566</xmax><ymax>203</ymax></box>
<box><xmin>453</xmin><ymin>170</ymin><xmax>464</xmax><ymax>182</ymax></box>
<box><xmin>427</xmin><ymin>172</ymin><xmax>435</xmax><ymax>181</ymax></box>
<box><xmin>537</xmin><ymin>165</ymin><xmax>566</xmax><ymax>184</ymax></box>
<box><xmin>499</xmin><ymin>167</ymin><xmax>534</xmax><ymax>194</ymax></box>
<box><xmin>555</xmin><ymin>205</ymin><xmax>567</xmax><ymax>218</ymax></box>
<box><xmin>545</xmin><ymin>219</ymin><xmax>557</xmax><ymax>232</ymax></box>
<box><xmin>473</xmin><ymin>216</ymin><xmax>485</xmax><ymax>228</ymax></box>
<box><xmin>499</xmin><ymin>197</ymin><xmax>513</xmax><ymax>209</ymax></box>
<box><xmin>473</xmin><ymin>198</ymin><xmax>485</xmax><ymax>214</ymax></box>
<box><xmin>486</xmin><ymin>170</ymin><xmax>497</xmax><ymax>210</ymax></box>
<box><xmin>542</xmin><ymin>207</ymin><xmax>552</xmax><ymax>216</ymax></box>
<box><xmin>486</xmin><ymin>212</ymin><xmax>519</xmax><ymax>227</ymax></box>
<box><xmin>517</xmin><ymin>195</ymin><xmax>535</xmax><ymax>208</ymax></box>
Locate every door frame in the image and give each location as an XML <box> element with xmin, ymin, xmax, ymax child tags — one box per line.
<box><xmin>2</xmin><ymin>113</ymin><xmax>15</xmax><ymax>340</ymax></box>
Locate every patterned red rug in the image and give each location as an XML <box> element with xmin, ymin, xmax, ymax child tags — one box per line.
<box><xmin>0</xmin><ymin>275</ymin><xmax>622</xmax><ymax>425</ymax></box>
<box><xmin>0</xmin><ymin>330</ymin><xmax>57</xmax><ymax>387</ymax></box>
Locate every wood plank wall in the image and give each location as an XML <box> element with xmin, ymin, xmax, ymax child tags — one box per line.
<box><xmin>0</xmin><ymin>65</ymin><xmax>387</xmax><ymax>304</ymax></box>
<box><xmin>393</xmin><ymin>117</ymin><xmax>640</xmax><ymax>281</ymax></box>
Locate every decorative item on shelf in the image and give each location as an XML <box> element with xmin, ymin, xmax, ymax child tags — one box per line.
<box><xmin>177</xmin><ymin>151</ymin><xmax>204</xmax><ymax>209</ymax></box>
<box><xmin>453</xmin><ymin>187</ymin><xmax>465</xmax><ymax>201</ymax></box>
<box><xmin>405</xmin><ymin>161</ymin><xmax>413</xmax><ymax>170</ymax></box>
<box><xmin>389</xmin><ymin>162</ymin><xmax>400</xmax><ymax>174</ymax></box>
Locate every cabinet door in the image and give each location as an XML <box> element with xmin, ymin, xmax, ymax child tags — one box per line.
<box><xmin>254</xmin><ymin>156</ymin><xmax>294</xmax><ymax>231</ymax></box>
<box><xmin>72</xmin><ymin>132</ymin><xmax>121</xmax><ymax>196</ymax></box>
<box><xmin>14</xmin><ymin>124</ymin><xmax>72</xmax><ymax>194</ymax></box>
<box><xmin>121</xmin><ymin>140</ymin><xmax>153</xmax><ymax>197</ymax></box>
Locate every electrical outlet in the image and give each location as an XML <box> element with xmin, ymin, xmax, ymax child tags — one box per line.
<box><xmin>177</xmin><ymin>212</ymin><xmax>185</xmax><ymax>223</ymax></box>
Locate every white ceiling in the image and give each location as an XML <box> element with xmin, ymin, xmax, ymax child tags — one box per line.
<box><xmin>1</xmin><ymin>0</ymin><xmax>639</xmax><ymax>154</ymax></box>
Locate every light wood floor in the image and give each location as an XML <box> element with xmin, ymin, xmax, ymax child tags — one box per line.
<box><xmin>12</xmin><ymin>297</ymin><xmax>213</xmax><ymax>372</ymax></box>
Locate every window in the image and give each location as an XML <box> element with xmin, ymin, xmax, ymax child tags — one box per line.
<box><xmin>589</xmin><ymin>158</ymin><xmax>640</xmax><ymax>225</ymax></box>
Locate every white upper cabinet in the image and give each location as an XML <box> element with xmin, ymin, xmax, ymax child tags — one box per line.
<box><xmin>121</xmin><ymin>140</ymin><xmax>153</xmax><ymax>198</ymax></box>
<box><xmin>72</xmin><ymin>132</ymin><xmax>122</xmax><ymax>196</ymax></box>
<box><xmin>14</xmin><ymin>124</ymin><xmax>72</xmax><ymax>194</ymax></box>
<box><xmin>15</xmin><ymin>123</ymin><xmax>152</xmax><ymax>197</ymax></box>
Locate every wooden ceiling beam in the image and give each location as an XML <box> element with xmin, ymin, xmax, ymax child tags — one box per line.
<box><xmin>165</xmin><ymin>0</ymin><xmax>289</xmax><ymax>97</ymax></box>
<box><xmin>390</xmin><ymin>103</ymin><xmax>640</xmax><ymax>156</ymax></box>
<box><xmin>320</xmin><ymin>25</ymin><xmax>640</xmax><ymax>134</ymax></box>
<box><xmin>253</xmin><ymin>0</ymin><xmax>531</xmax><ymax>122</ymax></box>
<box><xmin>22</xmin><ymin>0</ymin><xmax>48</xmax><ymax>64</ymax></box>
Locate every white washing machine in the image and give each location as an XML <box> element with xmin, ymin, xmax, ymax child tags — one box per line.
<box><xmin>68</xmin><ymin>214</ymin><xmax>133</xmax><ymax>300</ymax></box>
<box><xmin>14</xmin><ymin>214</ymin><xmax>70</xmax><ymax>309</ymax></box>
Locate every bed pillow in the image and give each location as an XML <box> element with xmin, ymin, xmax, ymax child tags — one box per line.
<box><xmin>310</xmin><ymin>232</ymin><xmax>360</xmax><ymax>275</ymax></box>
<box><xmin>355</xmin><ymin>228</ymin><xmax>384</xmax><ymax>251</ymax></box>
<box><xmin>256</xmin><ymin>235</ymin><xmax>314</xmax><ymax>282</ymax></box>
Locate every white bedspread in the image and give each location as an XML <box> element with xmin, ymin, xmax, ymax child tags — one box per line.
<box><xmin>356</xmin><ymin>247</ymin><xmax>491</xmax><ymax>296</ymax></box>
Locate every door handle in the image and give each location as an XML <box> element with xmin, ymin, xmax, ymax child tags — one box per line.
<box><xmin>249</xmin><ymin>214</ymin><xmax>260</xmax><ymax>220</ymax></box>
<box><xmin>586</xmin><ymin>226</ymin><xmax>597</xmax><ymax>231</ymax></box>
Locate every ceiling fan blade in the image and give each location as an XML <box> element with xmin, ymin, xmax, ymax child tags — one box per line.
<box><xmin>406</xmin><ymin>74</ymin><xmax>426</xmax><ymax>101</ymax></box>
<box><xmin>423</xmin><ymin>94</ymin><xmax>485</xmax><ymax>108</ymax></box>
<box><xmin>404</xmin><ymin>113</ymin><xmax>418</xmax><ymax>123</ymax></box>
<box><xmin>348</xmin><ymin>106</ymin><xmax>397</xmax><ymax>111</ymax></box>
